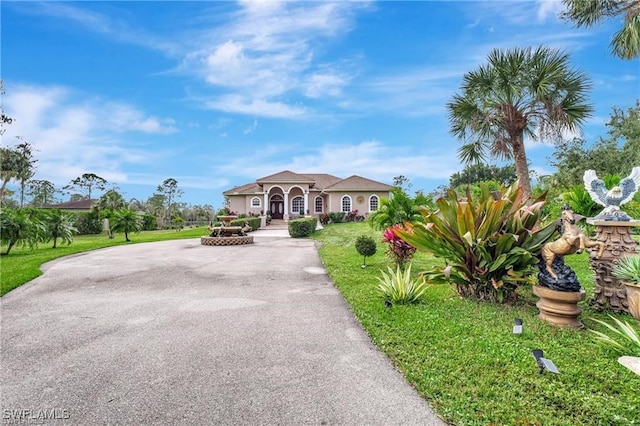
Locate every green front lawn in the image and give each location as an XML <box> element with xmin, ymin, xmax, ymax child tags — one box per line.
<box><xmin>0</xmin><ymin>227</ymin><xmax>207</xmax><ymax>296</ymax></box>
<box><xmin>313</xmin><ymin>222</ymin><xmax>639</xmax><ymax>426</ymax></box>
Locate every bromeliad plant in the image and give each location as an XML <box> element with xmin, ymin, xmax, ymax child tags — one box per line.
<box><xmin>377</xmin><ymin>263</ymin><xmax>429</xmax><ymax>304</ymax></box>
<box><xmin>382</xmin><ymin>224</ymin><xmax>416</xmax><ymax>271</ymax></box>
<box><xmin>395</xmin><ymin>182</ymin><xmax>556</xmax><ymax>303</ymax></box>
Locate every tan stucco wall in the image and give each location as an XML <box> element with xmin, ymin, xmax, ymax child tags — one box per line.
<box><xmin>227</xmin><ymin>190</ymin><xmax>390</xmax><ymax>217</ymax></box>
<box><xmin>326</xmin><ymin>191</ymin><xmax>390</xmax><ymax>215</ymax></box>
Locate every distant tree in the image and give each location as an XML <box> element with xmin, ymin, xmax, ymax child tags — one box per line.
<box><xmin>449</xmin><ymin>163</ymin><xmax>517</xmax><ymax>188</ymax></box>
<box><xmin>0</xmin><ymin>80</ymin><xmax>14</xmax><ymax>135</ymax></box>
<box><xmin>156</xmin><ymin>178</ymin><xmax>183</xmax><ymax>222</ymax></box>
<box><xmin>110</xmin><ymin>209</ymin><xmax>143</xmax><ymax>242</ymax></box>
<box><xmin>392</xmin><ymin>175</ymin><xmax>412</xmax><ymax>192</ymax></box>
<box><xmin>0</xmin><ymin>147</ymin><xmax>20</xmax><ymax>202</ymax></box>
<box><xmin>561</xmin><ymin>0</ymin><xmax>640</xmax><ymax>60</ymax></box>
<box><xmin>0</xmin><ymin>208</ymin><xmax>46</xmax><ymax>255</ymax></box>
<box><xmin>44</xmin><ymin>209</ymin><xmax>77</xmax><ymax>249</ymax></box>
<box><xmin>145</xmin><ymin>194</ymin><xmax>166</xmax><ymax>218</ymax></box>
<box><xmin>27</xmin><ymin>180</ymin><xmax>59</xmax><ymax>207</ymax></box>
<box><xmin>64</xmin><ymin>173</ymin><xmax>107</xmax><ymax>200</ymax></box>
<box><xmin>550</xmin><ymin>101</ymin><xmax>640</xmax><ymax>187</ymax></box>
<box><xmin>13</xmin><ymin>138</ymin><xmax>37</xmax><ymax>208</ymax></box>
<box><xmin>97</xmin><ymin>188</ymin><xmax>126</xmax><ymax>211</ymax></box>
<box><xmin>447</xmin><ymin>46</ymin><xmax>593</xmax><ymax>198</ymax></box>
<box><xmin>128</xmin><ymin>198</ymin><xmax>145</xmax><ymax>211</ymax></box>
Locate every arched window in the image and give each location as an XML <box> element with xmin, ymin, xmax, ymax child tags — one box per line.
<box><xmin>251</xmin><ymin>197</ymin><xmax>261</xmax><ymax>208</ymax></box>
<box><xmin>369</xmin><ymin>195</ymin><xmax>379</xmax><ymax>212</ymax></box>
<box><xmin>291</xmin><ymin>196</ymin><xmax>304</xmax><ymax>214</ymax></box>
<box><xmin>314</xmin><ymin>196</ymin><xmax>323</xmax><ymax>213</ymax></box>
<box><xmin>341</xmin><ymin>195</ymin><xmax>352</xmax><ymax>212</ymax></box>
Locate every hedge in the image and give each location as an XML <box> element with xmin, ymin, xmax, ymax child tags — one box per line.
<box><xmin>288</xmin><ymin>217</ymin><xmax>317</xmax><ymax>238</ymax></box>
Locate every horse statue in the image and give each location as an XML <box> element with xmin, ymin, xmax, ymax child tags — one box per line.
<box><xmin>541</xmin><ymin>207</ymin><xmax>605</xmax><ymax>280</ymax></box>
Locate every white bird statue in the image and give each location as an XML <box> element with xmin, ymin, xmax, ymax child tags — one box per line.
<box><xmin>583</xmin><ymin>167</ymin><xmax>640</xmax><ymax>221</ymax></box>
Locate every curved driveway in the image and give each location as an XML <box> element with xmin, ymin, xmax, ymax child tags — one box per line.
<box><xmin>1</xmin><ymin>234</ymin><xmax>445</xmax><ymax>425</ymax></box>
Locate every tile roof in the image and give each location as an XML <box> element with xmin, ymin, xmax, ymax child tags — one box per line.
<box><xmin>256</xmin><ymin>170</ymin><xmax>315</xmax><ymax>183</ymax></box>
<box><xmin>42</xmin><ymin>199</ymin><xmax>98</xmax><ymax>210</ymax></box>
<box><xmin>324</xmin><ymin>175</ymin><xmax>394</xmax><ymax>191</ymax></box>
<box><xmin>224</xmin><ymin>171</ymin><xmax>392</xmax><ymax>195</ymax></box>
<box><xmin>222</xmin><ymin>182</ymin><xmax>262</xmax><ymax>195</ymax></box>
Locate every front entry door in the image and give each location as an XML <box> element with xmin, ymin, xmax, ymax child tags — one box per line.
<box><xmin>270</xmin><ymin>195</ymin><xmax>284</xmax><ymax>219</ymax></box>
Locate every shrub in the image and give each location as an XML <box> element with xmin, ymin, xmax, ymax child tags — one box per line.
<box><xmin>377</xmin><ymin>263</ymin><xmax>428</xmax><ymax>304</ymax></box>
<box><xmin>395</xmin><ymin>182</ymin><xmax>556</xmax><ymax>303</ymax></box>
<box><xmin>74</xmin><ymin>209</ymin><xmax>102</xmax><ymax>235</ymax></box>
<box><xmin>368</xmin><ymin>187</ymin><xmax>424</xmax><ymax>230</ymax></box>
<box><xmin>142</xmin><ymin>214</ymin><xmax>157</xmax><ymax>231</ymax></box>
<box><xmin>328</xmin><ymin>212</ymin><xmax>346</xmax><ymax>223</ymax></box>
<box><xmin>230</xmin><ymin>217</ymin><xmax>261</xmax><ymax>231</ymax></box>
<box><xmin>355</xmin><ymin>234</ymin><xmax>377</xmax><ymax>267</ymax></box>
<box><xmin>382</xmin><ymin>224</ymin><xmax>416</xmax><ymax>270</ymax></box>
<box><xmin>288</xmin><ymin>217</ymin><xmax>317</xmax><ymax>238</ymax></box>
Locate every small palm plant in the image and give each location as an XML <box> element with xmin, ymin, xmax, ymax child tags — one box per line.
<box><xmin>110</xmin><ymin>209</ymin><xmax>143</xmax><ymax>242</ymax></box>
<box><xmin>377</xmin><ymin>263</ymin><xmax>428</xmax><ymax>304</ymax></box>
<box><xmin>355</xmin><ymin>234</ymin><xmax>377</xmax><ymax>268</ymax></box>
<box><xmin>45</xmin><ymin>208</ymin><xmax>77</xmax><ymax>248</ymax></box>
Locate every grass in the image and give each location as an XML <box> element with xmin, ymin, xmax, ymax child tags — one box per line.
<box><xmin>2</xmin><ymin>221</ymin><xmax>639</xmax><ymax>424</ymax></box>
<box><xmin>0</xmin><ymin>226</ymin><xmax>208</xmax><ymax>296</ymax></box>
<box><xmin>313</xmin><ymin>222</ymin><xmax>640</xmax><ymax>426</ymax></box>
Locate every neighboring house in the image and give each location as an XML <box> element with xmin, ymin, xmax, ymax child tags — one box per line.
<box><xmin>42</xmin><ymin>199</ymin><xmax>98</xmax><ymax>212</ymax></box>
<box><xmin>223</xmin><ymin>170</ymin><xmax>394</xmax><ymax>221</ymax></box>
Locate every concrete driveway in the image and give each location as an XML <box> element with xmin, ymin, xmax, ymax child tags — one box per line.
<box><xmin>1</xmin><ymin>233</ymin><xmax>445</xmax><ymax>425</ymax></box>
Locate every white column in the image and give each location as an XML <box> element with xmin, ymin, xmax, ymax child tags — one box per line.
<box><xmin>263</xmin><ymin>192</ymin><xmax>268</xmax><ymax>214</ymax></box>
<box><xmin>284</xmin><ymin>191</ymin><xmax>289</xmax><ymax>220</ymax></box>
<box><xmin>304</xmin><ymin>191</ymin><xmax>309</xmax><ymax>215</ymax></box>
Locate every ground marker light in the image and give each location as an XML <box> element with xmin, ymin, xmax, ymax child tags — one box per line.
<box><xmin>531</xmin><ymin>349</ymin><xmax>560</xmax><ymax>374</ymax></box>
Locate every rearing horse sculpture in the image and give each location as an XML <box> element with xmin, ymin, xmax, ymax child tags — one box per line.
<box><xmin>541</xmin><ymin>208</ymin><xmax>605</xmax><ymax>280</ymax></box>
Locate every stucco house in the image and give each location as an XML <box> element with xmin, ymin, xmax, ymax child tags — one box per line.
<box><xmin>223</xmin><ymin>170</ymin><xmax>394</xmax><ymax>221</ymax></box>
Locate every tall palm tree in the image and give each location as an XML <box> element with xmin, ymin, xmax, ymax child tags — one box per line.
<box><xmin>447</xmin><ymin>46</ymin><xmax>593</xmax><ymax>198</ymax></box>
<box><xmin>110</xmin><ymin>209</ymin><xmax>143</xmax><ymax>242</ymax></box>
<box><xmin>562</xmin><ymin>0</ymin><xmax>640</xmax><ymax>60</ymax></box>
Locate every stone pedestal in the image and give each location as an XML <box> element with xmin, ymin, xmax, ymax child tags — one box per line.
<box><xmin>533</xmin><ymin>285</ymin><xmax>586</xmax><ymax>329</ymax></box>
<box><xmin>587</xmin><ymin>220</ymin><xmax>640</xmax><ymax>313</ymax></box>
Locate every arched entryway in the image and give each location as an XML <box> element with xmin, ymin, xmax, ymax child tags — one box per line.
<box><xmin>269</xmin><ymin>194</ymin><xmax>284</xmax><ymax>219</ymax></box>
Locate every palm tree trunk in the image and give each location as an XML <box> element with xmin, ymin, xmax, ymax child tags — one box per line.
<box><xmin>52</xmin><ymin>237</ymin><xmax>57</xmax><ymax>249</ymax></box>
<box><xmin>512</xmin><ymin>132</ymin><xmax>532</xmax><ymax>199</ymax></box>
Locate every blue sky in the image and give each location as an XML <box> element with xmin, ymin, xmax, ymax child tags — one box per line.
<box><xmin>2</xmin><ymin>0</ymin><xmax>638</xmax><ymax>208</ymax></box>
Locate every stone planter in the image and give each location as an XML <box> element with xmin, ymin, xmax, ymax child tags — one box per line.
<box><xmin>622</xmin><ymin>282</ymin><xmax>640</xmax><ymax>321</ymax></box>
<box><xmin>533</xmin><ymin>285</ymin><xmax>586</xmax><ymax>329</ymax></box>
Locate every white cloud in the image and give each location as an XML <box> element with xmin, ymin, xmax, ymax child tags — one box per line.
<box><xmin>2</xmin><ymin>84</ymin><xmax>176</xmax><ymax>187</ymax></box>
<box><xmin>212</xmin><ymin>140</ymin><xmax>458</xmax><ymax>182</ymax></box>
<box><xmin>179</xmin><ymin>1</ymin><xmax>366</xmax><ymax>117</ymax></box>
<box><xmin>536</xmin><ymin>0</ymin><xmax>564</xmax><ymax>23</ymax></box>
<box><xmin>205</xmin><ymin>95</ymin><xmax>308</xmax><ymax>119</ymax></box>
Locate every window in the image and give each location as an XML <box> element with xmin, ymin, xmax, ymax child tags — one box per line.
<box><xmin>251</xmin><ymin>197</ymin><xmax>261</xmax><ymax>208</ymax></box>
<box><xmin>341</xmin><ymin>195</ymin><xmax>352</xmax><ymax>212</ymax></box>
<box><xmin>369</xmin><ymin>195</ymin><xmax>379</xmax><ymax>212</ymax></box>
<box><xmin>291</xmin><ymin>196</ymin><xmax>304</xmax><ymax>214</ymax></box>
<box><xmin>314</xmin><ymin>196</ymin><xmax>323</xmax><ymax>213</ymax></box>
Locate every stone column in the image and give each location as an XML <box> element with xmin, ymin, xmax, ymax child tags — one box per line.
<box><xmin>587</xmin><ymin>220</ymin><xmax>640</xmax><ymax>313</ymax></box>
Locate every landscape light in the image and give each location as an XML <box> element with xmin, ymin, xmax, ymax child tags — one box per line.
<box><xmin>531</xmin><ymin>349</ymin><xmax>560</xmax><ymax>375</ymax></box>
<box><xmin>513</xmin><ymin>318</ymin><xmax>523</xmax><ymax>334</ymax></box>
